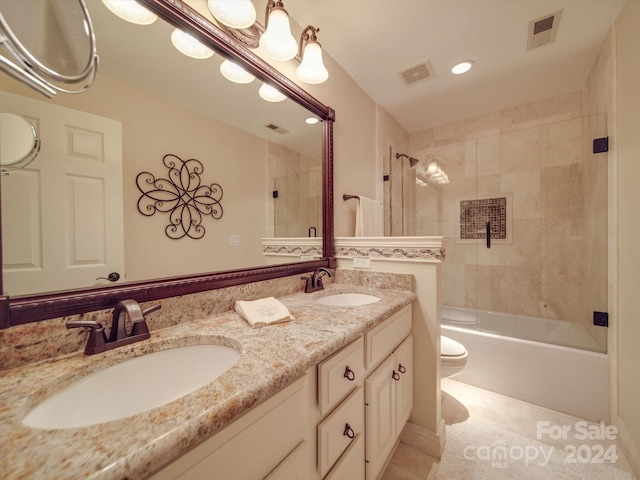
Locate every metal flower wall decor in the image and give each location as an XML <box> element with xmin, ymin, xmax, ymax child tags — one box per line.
<box><xmin>136</xmin><ymin>154</ymin><xmax>223</xmax><ymax>239</ymax></box>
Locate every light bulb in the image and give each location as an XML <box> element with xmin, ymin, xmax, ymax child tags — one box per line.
<box><xmin>171</xmin><ymin>29</ymin><xmax>214</xmax><ymax>59</ymax></box>
<box><xmin>259</xmin><ymin>83</ymin><xmax>286</xmax><ymax>102</ymax></box>
<box><xmin>207</xmin><ymin>0</ymin><xmax>256</xmax><ymax>28</ymax></box>
<box><xmin>259</xmin><ymin>6</ymin><xmax>297</xmax><ymax>61</ymax></box>
<box><xmin>101</xmin><ymin>0</ymin><xmax>157</xmax><ymax>25</ymax></box>
<box><xmin>296</xmin><ymin>41</ymin><xmax>328</xmax><ymax>84</ymax></box>
<box><xmin>220</xmin><ymin>59</ymin><xmax>255</xmax><ymax>84</ymax></box>
<box><xmin>426</xmin><ymin>161</ymin><xmax>439</xmax><ymax>175</ymax></box>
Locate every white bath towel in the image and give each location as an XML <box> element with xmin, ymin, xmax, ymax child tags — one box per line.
<box><xmin>235</xmin><ymin>297</ymin><xmax>294</xmax><ymax>328</ymax></box>
<box><xmin>355</xmin><ymin>196</ymin><xmax>383</xmax><ymax>236</ymax></box>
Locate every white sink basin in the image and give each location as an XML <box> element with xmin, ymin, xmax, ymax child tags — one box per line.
<box><xmin>22</xmin><ymin>344</ymin><xmax>241</xmax><ymax>429</ymax></box>
<box><xmin>315</xmin><ymin>293</ymin><xmax>381</xmax><ymax>307</ymax></box>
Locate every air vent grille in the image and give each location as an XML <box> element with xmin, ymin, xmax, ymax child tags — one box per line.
<box><xmin>398</xmin><ymin>60</ymin><xmax>434</xmax><ymax>86</ymax></box>
<box><xmin>264</xmin><ymin>123</ymin><xmax>289</xmax><ymax>135</ymax></box>
<box><xmin>527</xmin><ymin>10</ymin><xmax>562</xmax><ymax>50</ymax></box>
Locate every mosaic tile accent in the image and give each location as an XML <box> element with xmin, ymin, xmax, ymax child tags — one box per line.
<box><xmin>460</xmin><ymin>197</ymin><xmax>507</xmax><ymax>240</ymax></box>
<box><xmin>335</xmin><ymin>246</ymin><xmax>445</xmax><ymax>261</ymax></box>
<box><xmin>263</xmin><ymin>245</ymin><xmax>322</xmax><ymax>256</ymax></box>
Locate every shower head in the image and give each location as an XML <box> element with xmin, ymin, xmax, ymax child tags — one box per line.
<box><xmin>395</xmin><ymin>152</ymin><xmax>420</xmax><ymax>168</ymax></box>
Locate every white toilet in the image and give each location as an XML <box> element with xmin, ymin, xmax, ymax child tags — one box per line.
<box><xmin>441</xmin><ymin>335</ymin><xmax>468</xmax><ymax>378</ymax></box>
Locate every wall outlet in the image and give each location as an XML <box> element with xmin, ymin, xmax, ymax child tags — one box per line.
<box><xmin>353</xmin><ymin>257</ymin><xmax>371</xmax><ymax>269</ymax></box>
<box><xmin>229</xmin><ymin>235</ymin><xmax>240</xmax><ymax>246</ymax></box>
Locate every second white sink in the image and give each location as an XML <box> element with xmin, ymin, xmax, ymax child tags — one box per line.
<box><xmin>22</xmin><ymin>344</ymin><xmax>241</xmax><ymax>430</ymax></box>
<box><xmin>315</xmin><ymin>293</ymin><xmax>380</xmax><ymax>307</ymax></box>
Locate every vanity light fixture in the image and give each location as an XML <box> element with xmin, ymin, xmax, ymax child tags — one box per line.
<box><xmin>220</xmin><ymin>59</ymin><xmax>255</xmax><ymax>83</ymax></box>
<box><xmin>207</xmin><ymin>0</ymin><xmax>257</xmax><ymax>29</ymax></box>
<box><xmin>101</xmin><ymin>0</ymin><xmax>158</xmax><ymax>25</ymax></box>
<box><xmin>296</xmin><ymin>26</ymin><xmax>329</xmax><ymax>84</ymax></box>
<box><xmin>259</xmin><ymin>83</ymin><xmax>287</xmax><ymax>102</ymax></box>
<box><xmin>451</xmin><ymin>60</ymin><xmax>474</xmax><ymax>75</ymax></box>
<box><xmin>171</xmin><ymin>29</ymin><xmax>215</xmax><ymax>59</ymax></box>
<box><xmin>259</xmin><ymin>0</ymin><xmax>298</xmax><ymax>61</ymax></box>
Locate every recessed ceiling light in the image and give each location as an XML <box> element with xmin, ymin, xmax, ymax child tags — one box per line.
<box><xmin>305</xmin><ymin>117</ymin><xmax>320</xmax><ymax>125</ymax></box>
<box><xmin>451</xmin><ymin>61</ymin><xmax>474</xmax><ymax>75</ymax></box>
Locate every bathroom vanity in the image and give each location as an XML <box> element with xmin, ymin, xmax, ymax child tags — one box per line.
<box><xmin>0</xmin><ymin>283</ymin><xmax>415</xmax><ymax>479</ymax></box>
<box><xmin>152</xmin><ymin>304</ymin><xmax>412</xmax><ymax>480</ymax></box>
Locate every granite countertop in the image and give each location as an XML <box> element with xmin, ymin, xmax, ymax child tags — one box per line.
<box><xmin>0</xmin><ymin>284</ymin><xmax>415</xmax><ymax>479</ymax></box>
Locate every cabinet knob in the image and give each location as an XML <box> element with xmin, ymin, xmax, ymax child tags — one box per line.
<box><xmin>398</xmin><ymin>363</ymin><xmax>407</xmax><ymax>374</ymax></box>
<box><xmin>343</xmin><ymin>423</ymin><xmax>355</xmax><ymax>439</ymax></box>
<box><xmin>344</xmin><ymin>366</ymin><xmax>356</xmax><ymax>381</ymax></box>
<box><xmin>392</xmin><ymin>370</ymin><xmax>400</xmax><ymax>381</ymax></box>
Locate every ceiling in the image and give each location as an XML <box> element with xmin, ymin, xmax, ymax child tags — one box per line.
<box><xmin>285</xmin><ymin>0</ymin><xmax>626</xmax><ymax>133</ymax></box>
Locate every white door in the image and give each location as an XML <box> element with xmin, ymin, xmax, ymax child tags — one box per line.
<box><xmin>1</xmin><ymin>91</ymin><xmax>124</xmax><ymax>296</ymax></box>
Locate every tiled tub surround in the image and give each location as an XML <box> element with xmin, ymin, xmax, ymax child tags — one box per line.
<box><xmin>0</xmin><ymin>276</ymin><xmax>415</xmax><ymax>479</ymax></box>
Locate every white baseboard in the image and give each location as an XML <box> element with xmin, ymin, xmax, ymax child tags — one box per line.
<box><xmin>615</xmin><ymin>416</ymin><xmax>640</xmax><ymax>479</ymax></box>
<box><xmin>400</xmin><ymin>419</ymin><xmax>447</xmax><ymax>459</ymax></box>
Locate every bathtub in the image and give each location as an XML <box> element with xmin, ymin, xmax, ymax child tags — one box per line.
<box><xmin>441</xmin><ymin>305</ymin><xmax>609</xmax><ymax>423</ymax></box>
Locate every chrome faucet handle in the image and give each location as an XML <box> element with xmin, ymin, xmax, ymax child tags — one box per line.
<box><xmin>66</xmin><ymin>320</ymin><xmax>107</xmax><ymax>355</ymax></box>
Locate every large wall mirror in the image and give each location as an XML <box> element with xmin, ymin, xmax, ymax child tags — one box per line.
<box><xmin>0</xmin><ymin>0</ymin><xmax>335</xmax><ymax>328</ymax></box>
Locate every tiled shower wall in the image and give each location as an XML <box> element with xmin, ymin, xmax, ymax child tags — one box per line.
<box><xmin>266</xmin><ymin>142</ymin><xmax>322</xmax><ymax>238</ymax></box>
<box><xmin>407</xmin><ymin>88</ymin><xmax>609</xmax><ymax>351</ymax></box>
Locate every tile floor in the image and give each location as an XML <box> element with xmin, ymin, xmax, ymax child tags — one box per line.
<box><xmin>381</xmin><ymin>379</ymin><xmax>636</xmax><ymax>480</ymax></box>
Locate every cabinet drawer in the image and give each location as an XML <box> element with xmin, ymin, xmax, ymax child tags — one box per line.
<box><xmin>365</xmin><ymin>305</ymin><xmax>411</xmax><ymax>370</ymax></box>
<box><xmin>318</xmin><ymin>337</ymin><xmax>364</xmax><ymax>415</ymax></box>
<box><xmin>317</xmin><ymin>387</ymin><xmax>364</xmax><ymax>478</ymax></box>
<box><xmin>264</xmin><ymin>440</ymin><xmax>309</xmax><ymax>480</ymax></box>
<box><xmin>324</xmin><ymin>433</ymin><xmax>364</xmax><ymax>480</ymax></box>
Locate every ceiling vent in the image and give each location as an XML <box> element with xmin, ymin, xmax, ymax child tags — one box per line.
<box><xmin>527</xmin><ymin>10</ymin><xmax>562</xmax><ymax>51</ymax></box>
<box><xmin>264</xmin><ymin>123</ymin><xmax>289</xmax><ymax>135</ymax></box>
<box><xmin>398</xmin><ymin>60</ymin><xmax>434</xmax><ymax>86</ymax></box>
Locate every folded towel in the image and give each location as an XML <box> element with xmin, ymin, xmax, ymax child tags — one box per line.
<box><xmin>235</xmin><ymin>297</ymin><xmax>294</xmax><ymax>328</ymax></box>
<box><xmin>355</xmin><ymin>195</ymin><xmax>383</xmax><ymax>236</ymax></box>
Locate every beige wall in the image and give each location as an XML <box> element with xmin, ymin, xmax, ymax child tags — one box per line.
<box><xmin>615</xmin><ymin>0</ymin><xmax>640</xmax><ymax>474</ymax></box>
<box><xmin>1</xmin><ymin>73</ymin><xmax>267</xmax><ymax>282</ymax></box>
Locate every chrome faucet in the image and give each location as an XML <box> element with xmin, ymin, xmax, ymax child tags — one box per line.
<box><xmin>302</xmin><ymin>267</ymin><xmax>333</xmax><ymax>293</ymax></box>
<box><xmin>67</xmin><ymin>300</ymin><xmax>161</xmax><ymax>355</ymax></box>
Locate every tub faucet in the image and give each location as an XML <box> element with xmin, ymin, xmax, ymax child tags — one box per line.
<box><xmin>67</xmin><ymin>300</ymin><xmax>161</xmax><ymax>355</ymax></box>
<box><xmin>302</xmin><ymin>267</ymin><xmax>333</xmax><ymax>293</ymax></box>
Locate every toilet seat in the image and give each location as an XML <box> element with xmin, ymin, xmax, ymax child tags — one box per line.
<box><xmin>441</xmin><ymin>335</ymin><xmax>468</xmax><ymax>378</ymax></box>
<box><xmin>441</xmin><ymin>335</ymin><xmax>468</xmax><ymax>359</ymax></box>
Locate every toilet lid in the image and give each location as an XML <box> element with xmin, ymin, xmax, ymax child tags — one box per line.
<box><xmin>441</xmin><ymin>335</ymin><xmax>467</xmax><ymax>357</ymax></box>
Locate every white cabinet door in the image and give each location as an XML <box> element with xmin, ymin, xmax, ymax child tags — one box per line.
<box><xmin>364</xmin><ymin>355</ymin><xmax>396</xmax><ymax>480</ymax></box>
<box><xmin>394</xmin><ymin>335</ymin><xmax>413</xmax><ymax>431</ymax></box>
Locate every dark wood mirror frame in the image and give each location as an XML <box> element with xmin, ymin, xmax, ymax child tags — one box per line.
<box><xmin>0</xmin><ymin>0</ymin><xmax>335</xmax><ymax>329</ymax></box>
